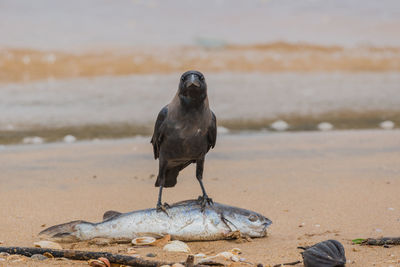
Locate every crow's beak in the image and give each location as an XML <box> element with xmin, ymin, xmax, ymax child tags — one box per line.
<box><xmin>185</xmin><ymin>74</ymin><xmax>201</xmax><ymax>88</ymax></box>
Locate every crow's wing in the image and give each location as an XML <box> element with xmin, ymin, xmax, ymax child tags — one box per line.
<box><xmin>151</xmin><ymin>106</ymin><xmax>168</xmax><ymax>159</ymax></box>
<box><xmin>207</xmin><ymin>111</ymin><xmax>217</xmax><ymax>151</ymax></box>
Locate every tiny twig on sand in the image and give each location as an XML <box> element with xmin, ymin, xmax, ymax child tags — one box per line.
<box><xmin>272</xmin><ymin>260</ymin><xmax>301</xmax><ymax>267</ymax></box>
<box><xmin>361</xmin><ymin>237</ymin><xmax>400</xmax><ymax>246</ymax></box>
<box><xmin>0</xmin><ymin>246</ymin><xmax>206</xmax><ymax>267</ymax></box>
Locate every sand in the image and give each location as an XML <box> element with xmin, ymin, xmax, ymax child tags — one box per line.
<box><xmin>0</xmin><ymin>130</ymin><xmax>399</xmax><ymax>266</ymax></box>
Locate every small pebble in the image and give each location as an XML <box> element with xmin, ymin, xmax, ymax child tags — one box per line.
<box><xmin>388</xmin><ymin>207</ymin><xmax>394</xmax><ymax>211</ymax></box>
<box><xmin>0</xmin><ymin>252</ymin><xmax>10</xmax><ymax>257</ymax></box>
<box><xmin>160</xmin><ymin>265</ymin><xmax>171</xmax><ymax>267</ymax></box>
<box><xmin>194</xmin><ymin>253</ymin><xmax>206</xmax><ymax>258</ymax></box>
<box><xmin>31</xmin><ymin>254</ymin><xmax>48</xmax><ymax>261</ymax></box>
<box><xmin>314</xmin><ymin>224</ymin><xmax>320</xmax><ymax>228</ymax></box>
<box><xmin>172</xmin><ymin>263</ymin><xmax>185</xmax><ymax>267</ymax></box>
<box><xmin>375</xmin><ymin>228</ymin><xmax>383</xmax><ymax>233</ymax></box>
<box><xmin>146</xmin><ymin>253</ymin><xmax>157</xmax><ymax>257</ymax></box>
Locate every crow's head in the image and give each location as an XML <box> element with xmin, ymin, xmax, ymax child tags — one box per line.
<box><xmin>178</xmin><ymin>70</ymin><xmax>207</xmax><ymax>108</ymax></box>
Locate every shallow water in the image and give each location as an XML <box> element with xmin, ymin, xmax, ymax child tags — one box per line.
<box><xmin>1</xmin><ymin>0</ymin><xmax>400</xmax><ymax>50</ymax></box>
<box><xmin>1</xmin><ymin>72</ymin><xmax>399</xmax><ymax>130</ymax></box>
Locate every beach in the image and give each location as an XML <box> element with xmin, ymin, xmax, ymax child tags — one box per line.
<box><xmin>1</xmin><ymin>129</ymin><xmax>399</xmax><ymax>266</ymax></box>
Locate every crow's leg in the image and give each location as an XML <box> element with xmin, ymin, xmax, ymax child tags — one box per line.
<box><xmin>156</xmin><ymin>159</ymin><xmax>170</xmax><ymax>214</ymax></box>
<box><xmin>196</xmin><ymin>158</ymin><xmax>213</xmax><ymax>211</ymax></box>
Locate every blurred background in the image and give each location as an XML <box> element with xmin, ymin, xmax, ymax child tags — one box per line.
<box><xmin>1</xmin><ymin>0</ymin><xmax>399</xmax><ymax>145</ymax></box>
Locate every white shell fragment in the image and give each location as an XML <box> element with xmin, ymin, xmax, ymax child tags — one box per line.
<box><xmin>216</xmin><ymin>251</ymin><xmax>235</xmax><ymax>259</ymax></box>
<box><xmin>163</xmin><ymin>240</ymin><xmax>191</xmax><ymax>253</ymax></box>
<box><xmin>132</xmin><ymin>237</ymin><xmax>156</xmax><ymax>246</ymax></box>
<box><xmin>23</xmin><ymin>136</ymin><xmax>44</xmax><ymax>145</ymax></box>
<box><xmin>34</xmin><ymin>240</ymin><xmax>62</xmax><ymax>249</ymax></box>
<box><xmin>270</xmin><ymin>120</ymin><xmax>289</xmax><ymax>131</ymax></box>
<box><xmin>63</xmin><ymin>135</ymin><xmax>77</xmax><ymax>143</ymax></box>
<box><xmin>217</xmin><ymin>126</ymin><xmax>230</xmax><ymax>134</ymax></box>
<box><xmin>317</xmin><ymin>122</ymin><xmax>333</xmax><ymax>131</ymax></box>
<box><xmin>380</xmin><ymin>120</ymin><xmax>395</xmax><ymax>130</ymax></box>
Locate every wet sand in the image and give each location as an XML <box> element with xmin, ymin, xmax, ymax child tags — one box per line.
<box><xmin>0</xmin><ymin>130</ymin><xmax>399</xmax><ymax>266</ymax></box>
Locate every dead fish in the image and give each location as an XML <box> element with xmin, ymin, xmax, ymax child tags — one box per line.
<box><xmin>300</xmin><ymin>239</ymin><xmax>346</xmax><ymax>267</ymax></box>
<box><xmin>39</xmin><ymin>199</ymin><xmax>271</xmax><ymax>242</ymax></box>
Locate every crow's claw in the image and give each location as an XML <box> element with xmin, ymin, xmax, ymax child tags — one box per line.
<box><xmin>198</xmin><ymin>195</ymin><xmax>213</xmax><ymax>211</ymax></box>
<box><xmin>156</xmin><ymin>202</ymin><xmax>170</xmax><ymax>215</ymax></box>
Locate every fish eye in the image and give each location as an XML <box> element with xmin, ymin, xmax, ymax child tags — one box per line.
<box><xmin>248</xmin><ymin>214</ymin><xmax>258</xmax><ymax>222</ymax></box>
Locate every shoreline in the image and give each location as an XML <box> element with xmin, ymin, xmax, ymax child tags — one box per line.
<box><xmin>1</xmin><ymin>111</ymin><xmax>398</xmax><ymax>145</ymax></box>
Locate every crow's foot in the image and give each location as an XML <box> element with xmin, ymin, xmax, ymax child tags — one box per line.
<box><xmin>198</xmin><ymin>195</ymin><xmax>213</xmax><ymax>211</ymax></box>
<box><xmin>156</xmin><ymin>202</ymin><xmax>170</xmax><ymax>215</ymax></box>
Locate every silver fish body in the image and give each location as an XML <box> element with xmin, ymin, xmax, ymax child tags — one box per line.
<box><xmin>39</xmin><ymin>200</ymin><xmax>272</xmax><ymax>242</ymax></box>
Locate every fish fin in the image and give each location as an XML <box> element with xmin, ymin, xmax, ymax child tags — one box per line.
<box><xmin>39</xmin><ymin>220</ymin><xmax>91</xmax><ymax>242</ymax></box>
<box><xmin>102</xmin><ymin>210</ymin><xmax>122</xmax><ymax>221</ymax></box>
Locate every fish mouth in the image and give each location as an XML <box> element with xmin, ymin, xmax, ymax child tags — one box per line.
<box><xmin>261</xmin><ymin>221</ymin><xmax>272</xmax><ymax>234</ymax></box>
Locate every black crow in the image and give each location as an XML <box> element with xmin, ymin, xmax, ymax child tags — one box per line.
<box><xmin>151</xmin><ymin>70</ymin><xmax>217</xmax><ymax>213</ymax></box>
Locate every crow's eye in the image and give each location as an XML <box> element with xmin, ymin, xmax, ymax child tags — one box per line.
<box><xmin>248</xmin><ymin>215</ymin><xmax>258</xmax><ymax>222</ymax></box>
<box><xmin>181</xmin><ymin>76</ymin><xmax>185</xmax><ymax>81</ymax></box>
<box><xmin>200</xmin><ymin>75</ymin><xmax>204</xmax><ymax>81</ymax></box>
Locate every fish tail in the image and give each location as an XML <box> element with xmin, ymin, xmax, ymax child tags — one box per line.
<box><xmin>39</xmin><ymin>220</ymin><xmax>93</xmax><ymax>242</ymax></box>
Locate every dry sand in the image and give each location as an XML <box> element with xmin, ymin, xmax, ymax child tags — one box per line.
<box><xmin>0</xmin><ymin>130</ymin><xmax>399</xmax><ymax>266</ymax></box>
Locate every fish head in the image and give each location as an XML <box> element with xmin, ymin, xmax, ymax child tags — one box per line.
<box><xmin>178</xmin><ymin>70</ymin><xmax>207</xmax><ymax>107</ymax></box>
<box><xmin>219</xmin><ymin>205</ymin><xmax>272</xmax><ymax>237</ymax></box>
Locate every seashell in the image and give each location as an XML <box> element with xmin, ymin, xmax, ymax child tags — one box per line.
<box><xmin>0</xmin><ymin>252</ymin><xmax>10</xmax><ymax>257</ymax></box>
<box><xmin>88</xmin><ymin>259</ymin><xmax>107</xmax><ymax>267</ymax></box>
<box><xmin>43</xmin><ymin>252</ymin><xmax>54</xmax><ymax>259</ymax></box>
<box><xmin>98</xmin><ymin>257</ymin><xmax>111</xmax><ymax>267</ymax></box>
<box><xmin>163</xmin><ymin>240</ymin><xmax>191</xmax><ymax>253</ymax></box>
<box><xmin>216</xmin><ymin>251</ymin><xmax>234</xmax><ymax>259</ymax></box>
<box><xmin>151</xmin><ymin>234</ymin><xmax>171</xmax><ymax>247</ymax></box>
<box><xmin>231</xmin><ymin>255</ymin><xmax>239</xmax><ymax>262</ymax></box>
<box><xmin>230</xmin><ymin>248</ymin><xmax>241</xmax><ymax>255</ymax></box>
<box><xmin>34</xmin><ymin>240</ymin><xmax>62</xmax><ymax>249</ymax></box>
<box><xmin>132</xmin><ymin>236</ymin><xmax>156</xmax><ymax>246</ymax></box>
<box><xmin>7</xmin><ymin>254</ymin><xmax>26</xmax><ymax>262</ymax></box>
<box><xmin>301</xmin><ymin>239</ymin><xmax>346</xmax><ymax>267</ymax></box>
